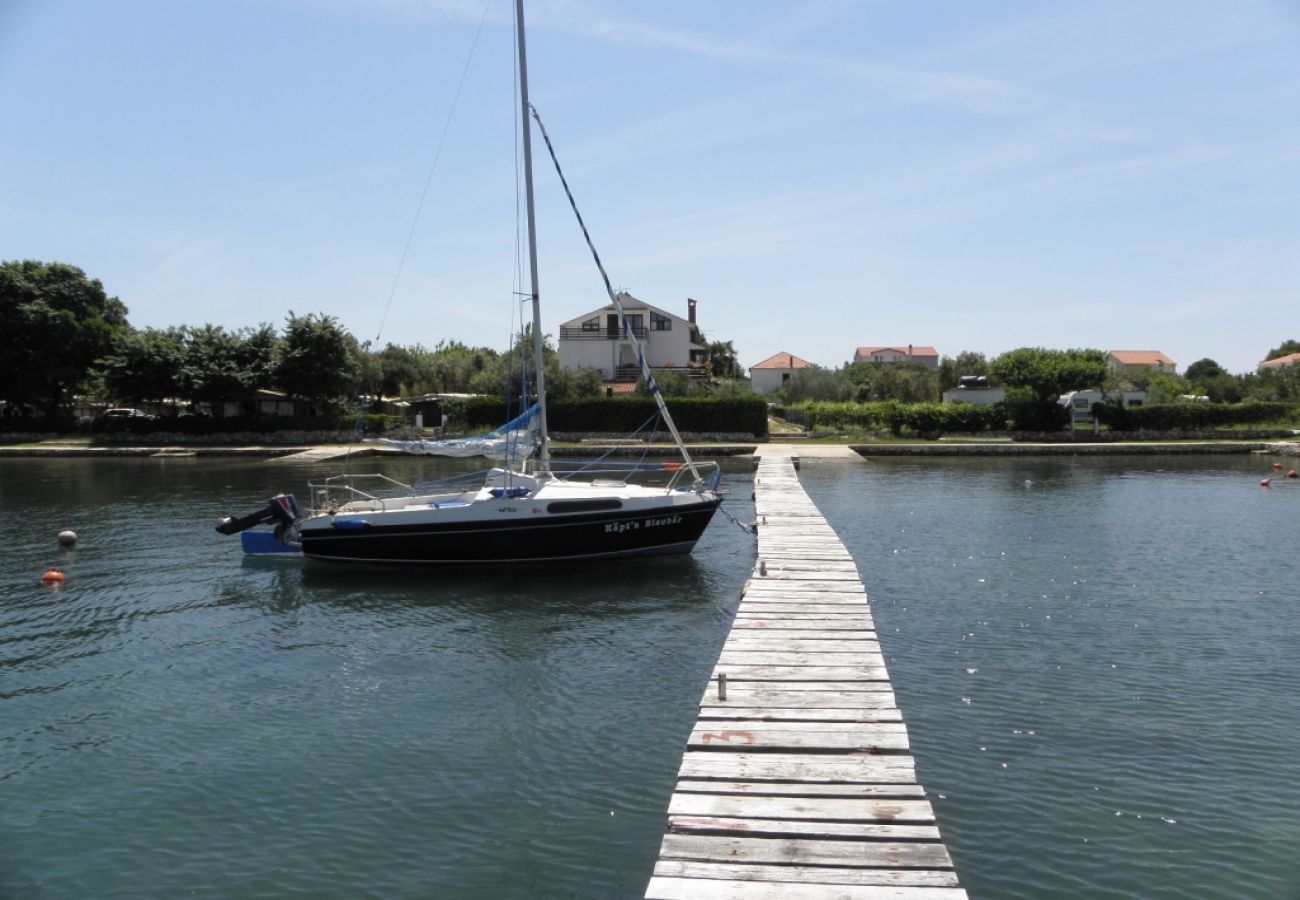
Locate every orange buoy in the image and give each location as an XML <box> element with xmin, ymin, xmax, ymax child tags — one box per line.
<box><xmin>1261</xmin><ymin>478</ymin><xmax>1272</xmax><ymax>487</ymax></box>
<box><xmin>1273</xmin><ymin>462</ymin><xmax>1284</xmax><ymax>471</ymax></box>
<box><xmin>41</xmin><ymin>567</ymin><xmax>66</xmax><ymax>584</ymax></box>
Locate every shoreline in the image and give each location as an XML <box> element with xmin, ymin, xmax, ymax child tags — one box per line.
<box><xmin>1</xmin><ymin>439</ymin><xmax>1293</xmax><ymax>459</ymax></box>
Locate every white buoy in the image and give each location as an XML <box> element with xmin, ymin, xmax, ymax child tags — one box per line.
<box><xmin>57</xmin><ymin>530</ymin><xmax>78</xmax><ymax>547</ymax></box>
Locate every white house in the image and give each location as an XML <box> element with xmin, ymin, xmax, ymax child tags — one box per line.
<box><xmin>557</xmin><ymin>293</ymin><xmax>707</xmax><ymax>382</ymax></box>
<box><xmin>750</xmin><ymin>351</ymin><xmax>814</xmax><ymax>395</ymax></box>
<box><xmin>853</xmin><ymin>345</ymin><xmax>940</xmax><ymax>369</ymax></box>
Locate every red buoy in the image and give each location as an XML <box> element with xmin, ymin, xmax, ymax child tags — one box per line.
<box><xmin>1261</xmin><ymin>478</ymin><xmax>1272</xmax><ymax>487</ymax></box>
<box><xmin>1273</xmin><ymin>462</ymin><xmax>1284</xmax><ymax>471</ymax></box>
<box><xmin>1288</xmin><ymin>470</ymin><xmax>1298</xmax><ymax>479</ymax></box>
<box><xmin>41</xmin><ymin>567</ymin><xmax>66</xmax><ymax>584</ymax></box>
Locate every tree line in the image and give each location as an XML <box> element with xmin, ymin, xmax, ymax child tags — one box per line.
<box><xmin>5</xmin><ymin>259</ymin><xmax>1297</xmax><ymax>424</ymax></box>
<box><xmin>777</xmin><ymin>344</ymin><xmax>1300</xmax><ymax>430</ymax></box>
<box><xmin>0</xmin><ymin>260</ymin><xmax>749</xmax><ymax>419</ymax></box>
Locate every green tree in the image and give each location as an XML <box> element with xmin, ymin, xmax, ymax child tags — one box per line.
<box><xmin>274</xmin><ymin>312</ymin><xmax>361</xmax><ymax>412</ymax></box>
<box><xmin>937</xmin><ymin>351</ymin><xmax>989</xmax><ymax>392</ymax></box>
<box><xmin>1183</xmin><ymin>358</ymin><xmax>1225</xmax><ymax>383</ymax></box>
<box><xmin>372</xmin><ymin>343</ymin><xmax>425</xmax><ymax>397</ymax></box>
<box><xmin>705</xmin><ymin>340</ymin><xmax>740</xmax><ymax>379</ymax></box>
<box><xmin>1263</xmin><ymin>339</ymin><xmax>1300</xmax><ymax>362</ymax></box>
<box><xmin>990</xmin><ymin>347</ymin><xmax>1107</xmax><ymax>431</ymax></box>
<box><xmin>181</xmin><ymin>324</ymin><xmax>277</xmax><ymax>417</ymax></box>
<box><xmin>0</xmin><ymin>260</ymin><xmax>130</xmax><ymax>413</ymax></box>
<box><xmin>780</xmin><ymin>365</ymin><xmax>848</xmax><ymax>403</ymax></box>
<box><xmin>99</xmin><ymin>327</ymin><xmax>187</xmax><ymax>412</ymax></box>
<box><xmin>1183</xmin><ymin>358</ymin><xmax>1243</xmax><ymax>403</ymax></box>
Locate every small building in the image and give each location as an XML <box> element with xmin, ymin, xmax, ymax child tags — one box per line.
<box><xmin>558</xmin><ymin>293</ymin><xmax>707</xmax><ymax>382</ymax></box>
<box><xmin>853</xmin><ymin>345</ymin><xmax>940</xmax><ymax>369</ymax></box>
<box><xmin>750</xmin><ymin>351</ymin><xmax>814</xmax><ymax>395</ymax></box>
<box><xmin>1107</xmin><ymin>350</ymin><xmax>1177</xmax><ymax>376</ymax></box>
<box><xmin>942</xmin><ymin>376</ymin><xmax>1005</xmax><ymax>406</ymax></box>
<box><xmin>1258</xmin><ymin>351</ymin><xmax>1300</xmax><ymax>370</ymax></box>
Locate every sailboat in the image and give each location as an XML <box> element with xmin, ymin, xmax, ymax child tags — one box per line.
<box><xmin>215</xmin><ymin>0</ymin><xmax>722</xmax><ymax>564</ymax></box>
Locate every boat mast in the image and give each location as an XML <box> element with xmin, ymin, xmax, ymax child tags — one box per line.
<box><xmin>515</xmin><ymin>0</ymin><xmax>549</xmax><ymax>474</ymax></box>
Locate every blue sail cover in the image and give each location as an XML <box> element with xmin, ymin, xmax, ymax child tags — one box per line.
<box><xmin>367</xmin><ymin>404</ymin><xmax>540</xmax><ymax>468</ymax></box>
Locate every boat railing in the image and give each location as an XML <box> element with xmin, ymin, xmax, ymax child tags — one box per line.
<box><xmin>306</xmin><ymin>473</ymin><xmax>419</xmax><ymax>509</ymax></box>
<box><xmin>665</xmin><ymin>460</ymin><xmax>721</xmax><ymax>493</ymax></box>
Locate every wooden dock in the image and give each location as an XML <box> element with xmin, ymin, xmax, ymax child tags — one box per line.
<box><xmin>645</xmin><ymin>456</ymin><xmax>966</xmax><ymax>899</ymax></box>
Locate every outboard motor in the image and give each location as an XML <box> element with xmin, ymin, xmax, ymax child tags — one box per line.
<box><xmin>216</xmin><ymin>494</ymin><xmax>300</xmax><ymax>536</ymax></box>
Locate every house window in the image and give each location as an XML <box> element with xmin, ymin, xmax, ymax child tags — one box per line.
<box><xmin>626</xmin><ymin>314</ymin><xmax>644</xmax><ymax>334</ymax></box>
<box><xmin>582</xmin><ymin>317</ymin><xmax>600</xmax><ymax>331</ymax></box>
<box><xmin>651</xmin><ymin>313</ymin><xmax>671</xmax><ymax>331</ymax></box>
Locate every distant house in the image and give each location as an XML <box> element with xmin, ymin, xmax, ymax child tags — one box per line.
<box><xmin>557</xmin><ymin>293</ymin><xmax>707</xmax><ymax>383</ymax></box>
<box><xmin>1258</xmin><ymin>351</ymin><xmax>1300</xmax><ymax>370</ymax></box>
<box><xmin>1108</xmin><ymin>350</ymin><xmax>1177</xmax><ymax>376</ymax></box>
<box><xmin>853</xmin><ymin>345</ymin><xmax>940</xmax><ymax>369</ymax></box>
<box><xmin>750</xmin><ymin>351</ymin><xmax>814</xmax><ymax>395</ymax></box>
<box><xmin>220</xmin><ymin>389</ymin><xmax>310</xmax><ymax>417</ymax></box>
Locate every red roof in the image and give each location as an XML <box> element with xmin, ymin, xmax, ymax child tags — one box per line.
<box><xmin>854</xmin><ymin>346</ymin><xmax>939</xmax><ymax>359</ymax></box>
<box><xmin>1259</xmin><ymin>351</ymin><xmax>1300</xmax><ymax>369</ymax></box>
<box><xmin>1109</xmin><ymin>350</ymin><xmax>1176</xmax><ymax>367</ymax></box>
<box><xmin>751</xmin><ymin>351</ymin><xmax>813</xmax><ymax>370</ymax></box>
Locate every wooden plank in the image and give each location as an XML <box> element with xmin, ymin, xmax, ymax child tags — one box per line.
<box><xmin>669</xmin><ymin>793</ymin><xmax>936</xmax><ymax>824</ymax></box>
<box><xmin>722</xmin><ymin>638</ymin><xmax>881</xmax><ymax>653</ymax></box>
<box><xmin>652</xmin><ymin>860</ymin><xmax>960</xmax><ymax>888</ymax></box>
<box><xmin>698</xmin><ymin>707</ymin><xmax>903</xmax><ymax>723</ymax></box>
<box><xmin>712</xmin><ymin>665</ymin><xmax>892</xmax><ymax>681</ymax></box>
<box><xmin>687</xmin><ymin>722</ymin><xmax>910</xmax><ymax>753</ymax></box>
<box><xmin>717</xmin><ymin>652</ymin><xmax>886</xmax><ymax>667</ymax></box>
<box><xmin>647</xmin><ymin>876</ymin><xmax>966</xmax><ymax>899</ymax></box>
<box><xmin>701</xmin><ymin>685</ymin><xmax>898</xmax><ymax>705</ymax></box>
<box><xmin>677</xmin><ymin>752</ymin><xmax>918</xmax><ymax>783</ymax></box>
<box><xmin>668</xmin><ymin>816</ymin><xmax>942</xmax><ymax>841</ymax></box>
<box><xmin>657</xmin><ymin>834</ymin><xmax>955</xmax><ymax>869</ymax></box>
<box><xmin>673</xmin><ymin>781</ymin><xmax>929</xmax><ymax>800</ymax></box>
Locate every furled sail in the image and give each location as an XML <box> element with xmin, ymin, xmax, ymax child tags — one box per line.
<box><xmin>367</xmin><ymin>404</ymin><xmax>540</xmax><ymax>466</ymax></box>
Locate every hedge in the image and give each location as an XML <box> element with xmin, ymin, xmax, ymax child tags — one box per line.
<box><xmin>465</xmin><ymin>396</ymin><xmax>769</xmax><ymax>437</ymax></box>
<box><xmin>83</xmin><ymin>414</ymin><xmax>398</xmax><ymax>436</ymax></box>
<box><xmin>1094</xmin><ymin>401</ymin><xmax>1297</xmax><ymax>431</ymax></box>
<box><xmin>792</xmin><ymin>401</ymin><xmax>1006</xmax><ymax>436</ymax></box>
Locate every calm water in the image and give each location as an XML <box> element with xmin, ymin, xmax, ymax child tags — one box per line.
<box><xmin>0</xmin><ymin>455</ymin><xmax>755</xmax><ymax>899</ymax></box>
<box><xmin>801</xmin><ymin>454</ymin><xmax>1300</xmax><ymax>900</ymax></box>
<box><xmin>3</xmin><ymin>453</ymin><xmax>1299</xmax><ymax>898</ymax></box>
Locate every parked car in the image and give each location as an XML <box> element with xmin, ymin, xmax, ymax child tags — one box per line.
<box><xmin>96</xmin><ymin>408</ymin><xmax>156</xmax><ymax>422</ymax></box>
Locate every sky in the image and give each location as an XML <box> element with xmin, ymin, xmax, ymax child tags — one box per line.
<box><xmin>2</xmin><ymin>0</ymin><xmax>1299</xmax><ymax>375</ymax></box>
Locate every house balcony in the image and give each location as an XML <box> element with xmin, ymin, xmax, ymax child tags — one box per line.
<box><xmin>559</xmin><ymin>325</ymin><xmax>649</xmax><ymax>341</ymax></box>
<box><xmin>613</xmin><ymin>363</ymin><xmax>708</xmax><ymax>382</ymax></box>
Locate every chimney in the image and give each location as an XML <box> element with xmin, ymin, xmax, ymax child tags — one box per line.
<box><xmin>688</xmin><ymin>298</ymin><xmax>697</xmax><ymax>324</ymax></box>
<box><xmin>908</xmin><ymin>343</ymin><xmax>913</xmax><ymax>358</ymax></box>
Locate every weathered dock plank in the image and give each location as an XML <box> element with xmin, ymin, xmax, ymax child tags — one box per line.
<box><xmin>646</xmin><ymin>456</ymin><xmax>966</xmax><ymax>898</ymax></box>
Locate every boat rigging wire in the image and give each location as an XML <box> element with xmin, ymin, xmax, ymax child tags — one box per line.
<box><xmin>373</xmin><ymin>0</ymin><xmax>493</xmax><ymax>343</ymax></box>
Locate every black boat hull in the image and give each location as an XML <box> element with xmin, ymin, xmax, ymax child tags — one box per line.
<box><xmin>297</xmin><ymin>498</ymin><xmax>721</xmax><ymax>564</ymax></box>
